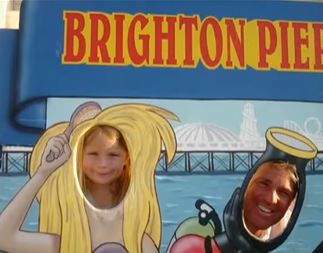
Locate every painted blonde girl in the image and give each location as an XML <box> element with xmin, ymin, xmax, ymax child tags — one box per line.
<box><xmin>0</xmin><ymin>103</ymin><xmax>178</xmax><ymax>253</ymax></box>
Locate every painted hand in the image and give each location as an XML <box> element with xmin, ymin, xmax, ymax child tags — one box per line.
<box><xmin>39</xmin><ymin>134</ymin><xmax>71</xmax><ymax>176</ymax></box>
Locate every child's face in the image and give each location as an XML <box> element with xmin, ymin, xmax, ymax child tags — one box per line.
<box><xmin>243</xmin><ymin>163</ymin><xmax>295</xmax><ymax>235</ymax></box>
<box><xmin>82</xmin><ymin>132</ymin><xmax>128</xmax><ymax>187</ymax></box>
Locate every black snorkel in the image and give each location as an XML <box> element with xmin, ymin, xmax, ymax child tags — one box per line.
<box><xmin>214</xmin><ymin>127</ymin><xmax>318</xmax><ymax>253</ymax></box>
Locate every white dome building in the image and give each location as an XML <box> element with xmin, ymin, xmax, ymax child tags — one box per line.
<box><xmin>157</xmin><ymin>122</ymin><xmax>266</xmax><ymax>173</ymax></box>
<box><xmin>175</xmin><ymin>122</ymin><xmax>264</xmax><ymax>152</ymax></box>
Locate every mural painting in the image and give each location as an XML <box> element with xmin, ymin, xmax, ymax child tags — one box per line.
<box><xmin>0</xmin><ymin>1</ymin><xmax>323</xmax><ymax>253</ymax></box>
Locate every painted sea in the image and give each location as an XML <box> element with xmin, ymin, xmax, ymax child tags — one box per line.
<box><xmin>0</xmin><ymin>174</ymin><xmax>323</xmax><ymax>253</ymax></box>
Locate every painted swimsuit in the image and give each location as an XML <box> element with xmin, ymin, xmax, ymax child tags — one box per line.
<box><xmin>93</xmin><ymin>242</ymin><xmax>128</xmax><ymax>253</ymax></box>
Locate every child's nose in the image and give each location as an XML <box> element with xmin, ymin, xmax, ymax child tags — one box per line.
<box><xmin>98</xmin><ymin>157</ymin><xmax>109</xmax><ymax>167</ymax></box>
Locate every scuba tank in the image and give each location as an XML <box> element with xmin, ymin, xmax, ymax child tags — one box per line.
<box><xmin>166</xmin><ymin>199</ymin><xmax>223</xmax><ymax>253</ymax></box>
<box><xmin>167</xmin><ymin>127</ymin><xmax>317</xmax><ymax>253</ymax></box>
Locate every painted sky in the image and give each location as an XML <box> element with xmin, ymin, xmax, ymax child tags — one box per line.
<box><xmin>47</xmin><ymin>98</ymin><xmax>323</xmax><ymax>138</ymax></box>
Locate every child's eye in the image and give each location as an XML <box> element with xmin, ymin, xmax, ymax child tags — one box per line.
<box><xmin>109</xmin><ymin>153</ymin><xmax>120</xmax><ymax>157</ymax></box>
<box><xmin>87</xmin><ymin>152</ymin><xmax>98</xmax><ymax>156</ymax></box>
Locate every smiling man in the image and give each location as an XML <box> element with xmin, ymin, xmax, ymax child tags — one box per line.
<box><xmin>243</xmin><ymin>160</ymin><xmax>298</xmax><ymax>241</ymax></box>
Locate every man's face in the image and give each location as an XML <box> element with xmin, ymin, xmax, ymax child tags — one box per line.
<box><xmin>243</xmin><ymin>163</ymin><xmax>296</xmax><ymax>235</ymax></box>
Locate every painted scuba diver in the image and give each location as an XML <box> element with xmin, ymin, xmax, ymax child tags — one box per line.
<box><xmin>166</xmin><ymin>199</ymin><xmax>223</xmax><ymax>253</ymax></box>
<box><xmin>167</xmin><ymin>127</ymin><xmax>318</xmax><ymax>253</ymax></box>
<box><xmin>0</xmin><ymin>102</ymin><xmax>178</xmax><ymax>253</ymax></box>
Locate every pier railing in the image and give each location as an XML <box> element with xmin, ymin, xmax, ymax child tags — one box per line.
<box><xmin>0</xmin><ymin>146</ymin><xmax>33</xmax><ymax>175</ymax></box>
<box><xmin>1</xmin><ymin>146</ymin><xmax>323</xmax><ymax>175</ymax></box>
<box><xmin>157</xmin><ymin>150</ymin><xmax>323</xmax><ymax>174</ymax></box>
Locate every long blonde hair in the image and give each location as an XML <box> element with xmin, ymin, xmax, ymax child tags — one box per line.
<box><xmin>29</xmin><ymin>103</ymin><xmax>178</xmax><ymax>253</ymax></box>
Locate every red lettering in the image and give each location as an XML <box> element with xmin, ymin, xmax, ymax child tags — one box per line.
<box><xmin>200</xmin><ymin>17</ymin><xmax>223</xmax><ymax>68</ymax></box>
<box><xmin>153</xmin><ymin>16</ymin><xmax>177</xmax><ymax>65</ymax></box>
<box><xmin>279</xmin><ymin>21</ymin><xmax>290</xmax><ymax>69</ymax></box>
<box><xmin>257</xmin><ymin>21</ymin><xmax>277</xmax><ymax>68</ymax></box>
<box><xmin>293</xmin><ymin>22</ymin><xmax>309</xmax><ymax>69</ymax></box>
<box><xmin>88</xmin><ymin>13</ymin><xmax>110</xmax><ymax>63</ymax></box>
<box><xmin>313</xmin><ymin>23</ymin><xmax>323</xmax><ymax>70</ymax></box>
<box><xmin>63</xmin><ymin>12</ymin><xmax>86</xmax><ymax>62</ymax></box>
<box><xmin>114</xmin><ymin>14</ymin><xmax>125</xmax><ymax>64</ymax></box>
<box><xmin>128</xmin><ymin>14</ymin><xmax>149</xmax><ymax>65</ymax></box>
<box><xmin>179</xmin><ymin>15</ymin><xmax>198</xmax><ymax>66</ymax></box>
<box><xmin>225</xmin><ymin>19</ymin><xmax>245</xmax><ymax>68</ymax></box>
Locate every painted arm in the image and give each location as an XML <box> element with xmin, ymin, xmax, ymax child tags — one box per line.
<box><xmin>0</xmin><ymin>134</ymin><xmax>71</xmax><ymax>253</ymax></box>
<box><xmin>142</xmin><ymin>233</ymin><xmax>159</xmax><ymax>253</ymax></box>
